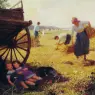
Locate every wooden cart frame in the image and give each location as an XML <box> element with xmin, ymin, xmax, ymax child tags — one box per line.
<box><xmin>0</xmin><ymin>0</ymin><xmax>32</xmax><ymax>63</ymax></box>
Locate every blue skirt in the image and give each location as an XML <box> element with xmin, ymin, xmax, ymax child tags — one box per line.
<box><xmin>34</xmin><ymin>31</ymin><xmax>39</xmax><ymax>37</ymax></box>
<box><xmin>74</xmin><ymin>30</ymin><xmax>89</xmax><ymax>56</ymax></box>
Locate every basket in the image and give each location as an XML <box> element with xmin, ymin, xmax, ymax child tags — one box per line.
<box><xmin>67</xmin><ymin>45</ymin><xmax>74</xmax><ymax>54</ymax></box>
<box><xmin>85</xmin><ymin>26</ymin><xmax>95</xmax><ymax>39</ymax></box>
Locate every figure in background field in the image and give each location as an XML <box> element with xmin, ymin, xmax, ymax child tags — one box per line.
<box><xmin>34</xmin><ymin>22</ymin><xmax>41</xmax><ymax>47</ymax></box>
<box><xmin>71</xmin><ymin>17</ymin><xmax>91</xmax><ymax>62</ymax></box>
<box><xmin>54</xmin><ymin>33</ymin><xmax>71</xmax><ymax>50</ymax></box>
<box><xmin>42</xmin><ymin>29</ymin><xmax>45</xmax><ymax>36</ymax></box>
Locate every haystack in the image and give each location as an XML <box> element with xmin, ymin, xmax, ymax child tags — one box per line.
<box><xmin>31</xmin><ymin>36</ymin><xmax>40</xmax><ymax>47</ymax></box>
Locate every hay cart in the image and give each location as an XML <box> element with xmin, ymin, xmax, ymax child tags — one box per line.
<box><xmin>0</xmin><ymin>1</ymin><xmax>32</xmax><ymax>63</ymax></box>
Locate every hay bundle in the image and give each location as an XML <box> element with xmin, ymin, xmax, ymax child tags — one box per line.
<box><xmin>31</xmin><ymin>36</ymin><xmax>40</xmax><ymax>47</ymax></box>
<box><xmin>56</xmin><ymin>44</ymin><xmax>74</xmax><ymax>54</ymax></box>
<box><xmin>17</xmin><ymin>31</ymin><xmax>40</xmax><ymax>47</ymax></box>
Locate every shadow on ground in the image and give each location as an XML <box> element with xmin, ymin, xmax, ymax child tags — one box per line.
<box><xmin>84</xmin><ymin>59</ymin><xmax>95</xmax><ymax>66</ymax></box>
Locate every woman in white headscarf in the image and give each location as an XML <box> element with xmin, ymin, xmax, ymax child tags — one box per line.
<box><xmin>72</xmin><ymin>17</ymin><xmax>91</xmax><ymax>61</ymax></box>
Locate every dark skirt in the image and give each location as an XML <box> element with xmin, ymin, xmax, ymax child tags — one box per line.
<box><xmin>34</xmin><ymin>31</ymin><xmax>39</xmax><ymax>37</ymax></box>
<box><xmin>64</xmin><ymin>34</ymin><xmax>71</xmax><ymax>45</ymax></box>
<box><xmin>74</xmin><ymin>30</ymin><xmax>89</xmax><ymax>57</ymax></box>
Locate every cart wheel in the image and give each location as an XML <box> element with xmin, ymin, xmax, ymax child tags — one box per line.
<box><xmin>0</xmin><ymin>28</ymin><xmax>31</xmax><ymax>64</ymax></box>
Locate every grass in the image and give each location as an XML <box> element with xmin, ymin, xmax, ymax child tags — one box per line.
<box><xmin>25</xmin><ymin>30</ymin><xmax>95</xmax><ymax>95</ymax></box>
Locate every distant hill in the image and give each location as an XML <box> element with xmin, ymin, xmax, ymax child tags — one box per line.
<box><xmin>28</xmin><ymin>25</ymin><xmax>61</xmax><ymax>30</ymax></box>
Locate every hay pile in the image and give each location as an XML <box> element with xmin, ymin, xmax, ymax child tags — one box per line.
<box><xmin>17</xmin><ymin>31</ymin><xmax>40</xmax><ymax>47</ymax></box>
<box><xmin>56</xmin><ymin>44</ymin><xmax>74</xmax><ymax>54</ymax></box>
<box><xmin>31</xmin><ymin>36</ymin><xmax>40</xmax><ymax>47</ymax></box>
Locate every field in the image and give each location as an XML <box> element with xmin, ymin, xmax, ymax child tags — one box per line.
<box><xmin>25</xmin><ymin>30</ymin><xmax>95</xmax><ymax>95</ymax></box>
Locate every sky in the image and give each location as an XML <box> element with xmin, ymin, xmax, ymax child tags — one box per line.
<box><xmin>8</xmin><ymin>0</ymin><xmax>95</xmax><ymax>28</ymax></box>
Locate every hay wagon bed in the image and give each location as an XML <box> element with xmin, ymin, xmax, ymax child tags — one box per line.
<box><xmin>0</xmin><ymin>7</ymin><xmax>32</xmax><ymax>63</ymax></box>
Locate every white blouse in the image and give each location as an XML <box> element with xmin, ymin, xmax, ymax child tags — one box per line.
<box><xmin>58</xmin><ymin>33</ymin><xmax>67</xmax><ymax>44</ymax></box>
<box><xmin>72</xmin><ymin>21</ymin><xmax>89</xmax><ymax>35</ymax></box>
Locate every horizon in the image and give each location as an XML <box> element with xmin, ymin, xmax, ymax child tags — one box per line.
<box><xmin>8</xmin><ymin>0</ymin><xmax>95</xmax><ymax>28</ymax></box>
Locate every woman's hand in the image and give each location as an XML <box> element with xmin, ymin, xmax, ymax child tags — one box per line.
<box><xmin>11</xmin><ymin>83</ymin><xmax>14</xmax><ymax>86</ymax></box>
<box><xmin>8</xmin><ymin>79</ymin><xmax>14</xmax><ymax>86</ymax></box>
<box><xmin>55</xmin><ymin>42</ymin><xmax>58</xmax><ymax>45</ymax></box>
<box><xmin>23</xmin><ymin>68</ymin><xmax>28</xmax><ymax>71</ymax></box>
<box><xmin>88</xmin><ymin>21</ymin><xmax>91</xmax><ymax>28</ymax></box>
<box><xmin>18</xmin><ymin>71</ymin><xmax>23</xmax><ymax>74</ymax></box>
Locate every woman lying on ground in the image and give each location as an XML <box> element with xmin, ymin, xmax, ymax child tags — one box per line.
<box><xmin>12</xmin><ymin>61</ymin><xmax>42</xmax><ymax>86</ymax></box>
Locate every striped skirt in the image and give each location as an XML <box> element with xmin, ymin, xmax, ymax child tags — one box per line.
<box><xmin>74</xmin><ymin>30</ymin><xmax>89</xmax><ymax>57</ymax></box>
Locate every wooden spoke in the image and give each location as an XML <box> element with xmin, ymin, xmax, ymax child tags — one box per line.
<box><xmin>0</xmin><ymin>27</ymin><xmax>31</xmax><ymax>63</ymax></box>
<box><xmin>15</xmin><ymin>48</ymin><xmax>25</xmax><ymax>59</ymax></box>
<box><xmin>16</xmin><ymin>33</ymin><xmax>27</xmax><ymax>42</ymax></box>
<box><xmin>14</xmin><ymin>34</ymin><xmax>18</xmax><ymax>40</ymax></box>
<box><xmin>10</xmin><ymin>49</ymin><xmax>12</xmax><ymax>62</ymax></box>
<box><xmin>13</xmin><ymin>49</ymin><xmax>18</xmax><ymax>61</ymax></box>
<box><xmin>0</xmin><ymin>46</ymin><xmax>7</xmax><ymax>51</ymax></box>
<box><xmin>4</xmin><ymin>49</ymin><xmax>10</xmax><ymax>61</ymax></box>
<box><xmin>0</xmin><ymin>48</ymin><xmax>8</xmax><ymax>57</ymax></box>
<box><xmin>16</xmin><ymin>45</ymin><xmax>27</xmax><ymax>51</ymax></box>
<box><xmin>17</xmin><ymin>41</ymin><xmax>28</xmax><ymax>45</ymax></box>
